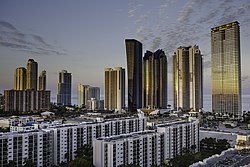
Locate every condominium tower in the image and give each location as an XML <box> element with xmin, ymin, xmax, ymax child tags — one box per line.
<box><xmin>211</xmin><ymin>21</ymin><xmax>241</xmax><ymax>118</ymax></box>
<box><xmin>26</xmin><ymin>59</ymin><xmax>38</xmax><ymax>90</ymax></box>
<box><xmin>173</xmin><ymin>45</ymin><xmax>203</xmax><ymax>112</ymax></box>
<box><xmin>104</xmin><ymin>67</ymin><xmax>125</xmax><ymax>111</ymax></box>
<box><xmin>57</xmin><ymin>70</ymin><xmax>72</xmax><ymax>106</ymax></box>
<box><xmin>125</xmin><ymin>39</ymin><xmax>142</xmax><ymax>112</ymax></box>
<box><xmin>39</xmin><ymin>70</ymin><xmax>46</xmax><ymax>91</ymax></box>
<box><xmin>14</xmin><ymin>67</ymin><xmax>26</xmax><ymax>90</ymax></box>
<box><xmin>143</xmin><ymin>49</ymin><xmax>168</xmax><ymax>109</ymax></box>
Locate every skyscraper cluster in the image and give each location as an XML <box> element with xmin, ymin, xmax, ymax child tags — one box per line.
<box><xmin>4</xmin><ymin>59</ymin><xmax>50</xmax><ymax>112</ymax></box>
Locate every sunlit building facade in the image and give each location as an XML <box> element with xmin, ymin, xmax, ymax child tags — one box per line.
<box><xmin>211</xmin><ymin>21</ymin><xmax>241</xmax><ymax>118</ymax></box>
<box><xmin>104</xmin><ymin>67</ymin><xmax>125</xmax><ymax>111</ymax></box>
<box><xmin>125</xmin><ymin>39</ymin><xmax>143</xmax><ymax>112</ymax></box>
<box><xmin>143</xmin><ymin>49</ymin><xmax>167</xmax><ymax>109</ymax></box>
<box><xmin>14</xmin><ymin>67</ymin><xmax>27</xmax><ymax>90</ymax></box>
<box><xmin>173</xmin><ymin>45</ymin><xmax>203</xmax><ymax>112</ymax></box>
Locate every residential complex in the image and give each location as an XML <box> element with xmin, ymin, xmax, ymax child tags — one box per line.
<box><xmin>173</xmin><ymin>45</ymin><xmax>203</xmax><ymax>112</ymax></box>
<box><xmin>0</xmin><ymin>115</ymin><xmax>146</xmax><ymax>166</ymax></box>
<box><xmin>125</xmin><ymin>39</ymin><xmax>143</xmax><ymax>112</ymax></box>
<box><xmin>93</xmin><ymin>131</ymin><xmax>165</xmax><ymax>167</ymax></box>
<box><xmin>104</xmin><ymin>67</ymin><xmax>125</xmax><ymax>111</ymax></box>
<box><xmin>211</xmin><ymin>21</ymin><xmax>241</xmax><ymax>118</ymax></box>
<box><xmin>4</xmin><ymin>89</ymin><xmax>50</xmax><ymax>112</ymax></box>
<box><xmin>143</xmin><ymin>49</ymin><xmax>168</xmax><ymax>109</ymax></box>
<box><xmin>57</xmin><ymin>70</ymin><xmax>72</xmax><ymax>106</ymax></box>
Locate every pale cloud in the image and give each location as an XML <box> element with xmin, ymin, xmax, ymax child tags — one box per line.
<box><xmin>0</xmin><ymin>21</ymin><xmax>67</xmax><ymax>56</ymax></box>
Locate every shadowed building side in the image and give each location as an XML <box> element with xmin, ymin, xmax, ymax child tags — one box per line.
<box><xmin>125</xmin><ymin>39</ymin><xmax>142</xmax><ymax>112</ymax></box>
<box><xmin>143</xmin><ymin>49</ymin><xmax>167</xmax><ymax>109</ymax></box>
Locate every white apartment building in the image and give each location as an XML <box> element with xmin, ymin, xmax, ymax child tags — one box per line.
<box><xmin>157</xmin><ymin>120</ymin><xmax>199</xmax><ymax>160</ymax></box>
<box><xmin>93</xmin><ymin>131</ymin><xmax>165</xmax><ymax>167</ymax></box>
<box><xmin>0</xmin><ymin>130</ymin><xmax>53</xmax><ymax>167</ymax></box>
<box><xmin>0</xmin><ymin>115</ymin><xmax>146</xmax><ymax>166</ymax></box>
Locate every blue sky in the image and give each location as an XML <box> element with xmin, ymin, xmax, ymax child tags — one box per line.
<box><xmin>1</xmin><ymin>0</ymin><xmax>250</xmax><ymax>101</ymax></box>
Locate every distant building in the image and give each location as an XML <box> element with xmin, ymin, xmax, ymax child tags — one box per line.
<box><xmin>14</xmin><ymin>67</ymin><xmax>27</xmax><ymax>90</ymax></box>
<box><xmin>78</xmin><ymin>84</ymin><xmax>100</xmax><ymax>108</ymax></box>
<box><xmin>104</xmin><ymin>67</ymin><xmax>125</xmax><ymax>111</ymax></box>
<box><xmin>26</xmin><ymin>59</ymin><xmax>38</xmax><ymax>90</ymax></box>
<box><xmin>211</xmin><ymin>21</ymin><xmax>241</xmax><ymax>118</ymax></box>
<box><xmin>0</xmin><ymin>93</ymin><xmax>4</xmax><ymax>110</ymax></box>
<box><xmin>173</xmin><ymin>45</ymin><xmax>203</xmax><ymax>112</ymax></box>
<box><xmin>4</xmin><ymin>89</ymin><xmax>50</xmax><ymax>112</ymax></box>
<box><xmin>143</xmin><ymin>49</ymin><xmax>168</xmax><ymax>109</ymax></box>
<box><xmin>57</xmin><ymin>70</ymin><xmax>71</xmax><ymax>106</ymax></box>
<box><xmin>125</xmin><ymin>39</ymin><xmax>143</xmax><ymax>112</ymax></box>
<box><xmin>39</xmin><ymin>70</ymin><xmax>46</xmax><ymax>91</ymax></box>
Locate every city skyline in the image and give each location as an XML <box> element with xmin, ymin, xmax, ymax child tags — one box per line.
<box><xmin>1</xmin><ymin>0</ymin><xmax>250</xmax><ymax>100</ymax></box>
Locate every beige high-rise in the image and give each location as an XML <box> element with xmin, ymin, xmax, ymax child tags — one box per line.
<box><xmin>173</xmin><ymin>45</ymin><xmax>203</xmax><ymax>112</ymax></box>
<box><xmin>14</xmin><ymin>67</ymin><xmax>26</xmax><ymax>90</ymax></box>
<box><xmin>211</xmin><ymin>21</ymin><xmax>241</xmax><ymax>118</ymax></box>
<box><xmin>26</xmin><ymin>59</ymin><xmax>38</xmax><ymax>90</ymax></box>
<box><xmin>104</xmin><ymin>67</ymin><xmax>125</xmax><ymax>111</ymax></box>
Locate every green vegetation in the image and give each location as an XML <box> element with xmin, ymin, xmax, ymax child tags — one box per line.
<box><xmin>0</xmin><ymin>127</ymin><xmax>9</xmax><ymax>132</ymax></box>
<box><xmin>167</xmin><ymin>138</ymin><xmax>231</xmax><ymax>167</ymax></box>
<box><xmin>57</xmin><ymin>144</ymin><xmax>94</xmax><ymax>167</ymax></box>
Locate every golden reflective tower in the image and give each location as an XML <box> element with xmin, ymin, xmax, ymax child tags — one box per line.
<box><xmin>14</xmin><ymin>67</ymin><xmax>26</xmax><ymax>90</ymax></box>
<box><xmin>143</xmin><ymin>49</ymin><xmax>167</xmax><ymax>109</ymax></box>
<box><xmin>211</xmin><ymin>21</ymin><xmax>241</xmax><ymax>118</ymax></box>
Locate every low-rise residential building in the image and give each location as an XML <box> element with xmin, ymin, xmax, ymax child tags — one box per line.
<box><xmin>93</xmin><ymin>131</ymin><xmax>165</xmax><ymax>167</ymax></box>
<box><xmin>157</xmin><ymin>120</ymin><xmax>200</xmax><ymax>160</ymax></box>
<box><xmin>0</xmin><ymin>115</ymin><xmax>146</xmax><ymax>166</ymax></box>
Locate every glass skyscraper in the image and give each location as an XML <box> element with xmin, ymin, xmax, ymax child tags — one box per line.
<box><xmin>211</xmin><ymin>21</ymin><xmax>241</xmax><ymax>118</ymax></box>
<box><xmin>125</xmin><ymin>39</ymin><xmax>142</xmax><ymax>112</ymax></box>
<box><xmin>57</xmin><ymin>70</ymin><xmax>72</xmax><ymax>106</ymax></box>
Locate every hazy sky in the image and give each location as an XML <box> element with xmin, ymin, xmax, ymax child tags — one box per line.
<box><xmin>1</xmin><ymin>0</ymin><xmax>250</xmax><ymax>100</ymax></box>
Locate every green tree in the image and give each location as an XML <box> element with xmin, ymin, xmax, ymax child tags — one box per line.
<box><xmin>23</xmin><ymin>159</ymin><xmax>35</xmax><ymax>167</ymax></box>
<box><xmin>7</xmin><ymin>160</ymin><xmax>15</xmax><ymax>167</ymax></box>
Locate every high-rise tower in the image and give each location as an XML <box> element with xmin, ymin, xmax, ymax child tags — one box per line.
<box><xmin>211</xmin><ymin>21</ymin><xmax>241</xmax><ymax>118</ymax></box>
<box><xmin>104</xmin><ymin>67</ymin><xmax>125</xmax><ymax>111</ymax></box>
<box><xmin>143</xmin><ymin>49</ymin><xmax>168</xmax><ymax>109</ymax></box>
<box><xmin>26</xmin><ymin>59</ymin><xmax>38</xmax><ymax>90</ymax></box>
<box><xmin>14</xmin><ymin>67</ymin><xmax>26</xmax><ymax>90</ymax></box>
<box><xmin>39</xmin><ymin>70</ymin><xmax>46</xmax><ymax>91</ymax></box>
<box><xmin>173</xmin><ymin>45</ymin><xmax>203</xmax><ymax>112</ymax></box>
<box><xmin>57</xmin><ymin>70</ymin><xmax>72</xmax><ymax>106</ymax></box>
<box><xmin>125</xmin><ymin>39</ymin><xmax>142</xmax><ymax>112</ymax></box>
